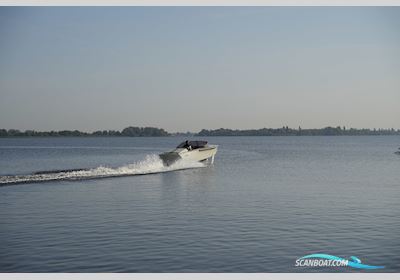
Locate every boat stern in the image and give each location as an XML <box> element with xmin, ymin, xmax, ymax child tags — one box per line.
<box><xmin>159</xmin><ymin>151</ymin><xmax>182</xmax><ymax>166</ymax></box>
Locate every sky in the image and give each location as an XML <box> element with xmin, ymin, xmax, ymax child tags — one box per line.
<box><xmin>0</xmin><ymin>7</ymin><xmax>399</xmax><ymax>132</ymax></box>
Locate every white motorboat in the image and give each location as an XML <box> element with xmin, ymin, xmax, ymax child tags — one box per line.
<box><xmin>159</xmin><ymin>140</ymin><xmax>218</xmax><ymax>166</ymax></box>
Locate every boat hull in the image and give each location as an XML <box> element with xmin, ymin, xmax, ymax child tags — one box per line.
<box><xmin>159</xmin><ymin>146</ymin><xmax>218</xmax><ymax>166</ymax></box>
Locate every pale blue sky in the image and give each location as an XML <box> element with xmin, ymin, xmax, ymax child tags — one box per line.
<box><xmin>0</xmin><ymin>7</ymin><xmax>399</xmax><ymax>132</ymax></box>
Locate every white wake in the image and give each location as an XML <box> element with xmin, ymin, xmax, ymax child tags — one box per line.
<box><xmin>0</xmin><ymin>154</ymin><xmax>205</xmax><ymax>186</ymax></box>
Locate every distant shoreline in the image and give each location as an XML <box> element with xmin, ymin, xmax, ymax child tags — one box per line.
<box><xmin>1</xmin><ymin>126</ymin><xmax>399</xmax><ymax>137</ymax></box>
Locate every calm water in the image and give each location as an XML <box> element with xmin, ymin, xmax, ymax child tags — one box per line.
<box><xmin>0</xmin><ymin>136</ymin><xmax>399</xmax><ymax>272</ymax></box>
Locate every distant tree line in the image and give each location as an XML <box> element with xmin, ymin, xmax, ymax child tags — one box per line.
<box><xmin>197</xmin><ymin>126</ymin><xmax>400</xmax><ymax>136</ymax></box>
<box><xmin>0</xmin><ymin>126</ymin><xmax>169</xmax><ymax>137</ymax></box>
<box><xmin>1</xmin><ymin>126</ymin><xmax>399</xmax><ymax>137</ymax></box>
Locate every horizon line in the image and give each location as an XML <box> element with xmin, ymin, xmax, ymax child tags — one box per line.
<box><xmin>1</xmin><ymin>125</ymin><xmax>400</xmax><ymax>134</ymax></box>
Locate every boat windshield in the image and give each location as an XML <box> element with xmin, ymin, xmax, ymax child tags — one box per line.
<box><xmin>176</xmin><ymin>141</ymin><xmax>207</xmax><ymax>149</ymax></box>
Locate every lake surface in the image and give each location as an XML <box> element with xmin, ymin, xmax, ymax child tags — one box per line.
<box><xmin>0</xmin><ymin>136</ymin><xmax>399</xmax><ymax>272</ymax></box>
